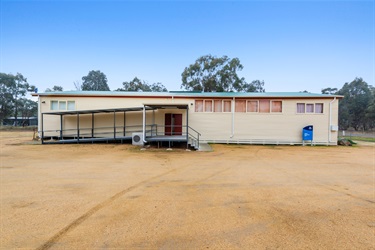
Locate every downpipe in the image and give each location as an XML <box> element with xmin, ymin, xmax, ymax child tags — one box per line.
<box><xmin>230</xmin><ymin>97</ymin><xmax>235</xmax><ymax>138</ymax></box>
<box><xmin>328</xmin><ymin>97</ymin><xmax>336</xmax><ymax>143</ymax></box>
<box><xmin>143</xmin><ymin>106</ymin><xmax>147</xmax><ymax>143</ymax></box>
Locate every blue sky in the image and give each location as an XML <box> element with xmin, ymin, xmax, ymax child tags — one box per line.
<box><xmin>1</xmin><ymin>0</ymin><xmax>374</xmax><ymax>94</ymax></box>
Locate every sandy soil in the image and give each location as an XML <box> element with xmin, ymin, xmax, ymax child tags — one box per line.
<box><xmin>0</xmin><ymin>131</ymin><xmax>374</xmax><ymax>249</ymax></box>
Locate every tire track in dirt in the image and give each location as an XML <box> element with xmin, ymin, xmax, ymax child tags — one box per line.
<box><xmin>254</xmin><ymin>147</ymin><xmax>374</xmax><ymax>246</ymax></box>
<box><xmin>255</xmin><ymin>147</ymin><xmax>375</xmax><ymax>204</ymax></box>
<box><xmin>197</xmin><ymin>167</ymin><xmax>232</xmax><ymax>183</ymax></box>
<box><xmin>36</xmin><ymin>166</ymin><xmax>182</xmax><ymax>250</ymax></box>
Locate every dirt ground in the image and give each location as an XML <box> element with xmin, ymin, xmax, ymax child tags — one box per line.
<box><xmin>0</xmin><ymin>131</ymin><xmax>374</xmax><ymax>249</ymax></box>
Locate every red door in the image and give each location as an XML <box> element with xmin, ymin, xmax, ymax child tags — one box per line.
<box><xmin>174</xmin><ymin>114</ymin><xmax>182</xmax><ymax>135</ymax></box>
<box><xmin>165</xmin><ymin>114</ymin><xmax>172</xmax><ymax>135</ymax></box>
<box><xmin>165</xmin><ymin>114</ymin><xmax>182</xmax><ymax>136</ymax></box>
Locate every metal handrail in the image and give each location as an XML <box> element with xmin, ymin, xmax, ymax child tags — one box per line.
<box><xmin>41</xmin><ymin>123</ymin><xmax>201</xmax><ymax>148</ymax></box>
<box><xmin>187</xmin><ymin>126</ymin><xmax>201</xmax><ymax>136</ymax></box>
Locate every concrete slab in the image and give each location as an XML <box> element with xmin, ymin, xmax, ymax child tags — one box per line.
<box><xmin>197</xmin><ymin>142</ymin><xmax>213</xmax><ymax>151</ymax></box>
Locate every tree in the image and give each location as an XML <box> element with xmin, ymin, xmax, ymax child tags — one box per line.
<box><xmin>336</xmin><ymin>78</ymin><xmax>372</xmax><ymax>130</ymax></box>
<box><xmin>45</xmin><ymin>85</ymin><xmax>63</xmax><ymax>92</ymax></box>
<box><xmin>73</xmin><ymin>80</ymin><xmax>82</xmax><ymax>91</ymax></box>
<box><xmin>365</xmin><ymin>86</ymin><xmax>375</xmax><ymax>129</ymax></box>
<box><xmin>116</xmin><ymin>77</ymin><xmax>168</xmax><ymax>92</ymax></box>
<box><xmin>321</xmin><ymin>87</ymin><xmax>338</xmax><ymax>95</ymax></box>
<box><xmin>0</xmin><ymin>73</ymin><xmax>33</xmax><ymax>125</ymax></box>
<box><xmin>81</xmin><ymin>70</ymin><xmax>110</xmax><ymax>91</ymax></box>
<box><xmin>242</xmin><ymin>80</ymin><xmax>265</xmax><ymax>92</ymax></box>
<box><xmin>181</xmin><ymin>55</ymin><xmax>247</xmax><ymax>92</ymax></box>
<box><xmin>17</xmin><ymin>98</ymin><xmax>38</xmax><ymax>126</ymax></box>
<box><xmin>0</xmin><ymin>73</ymin><xmax>16</xmax><ymax>122</ymax></box>
<box><xmin>150</xmin><ymin>82</ymin><xmax>168</xmax><ymax>92</ymax></box>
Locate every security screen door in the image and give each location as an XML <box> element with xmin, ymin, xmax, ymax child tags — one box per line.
<box><xmin>165</xmin><ymin>113</ymin><xmax>182</xmax><ymax>136</ymax></box>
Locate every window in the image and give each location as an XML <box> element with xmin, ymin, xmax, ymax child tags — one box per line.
<box><xmin>59</xmin><ymin>101</ymin><xmax>66</xmax><ymax>110</ymax></box>
<box><xmin>194</xmin><ymin>99</ymin><xmax>283</xmax><ymax>114</ymax></box>
<box><xmin>51</xmin><ymin>101</ymin><xmax>58</xmax><ymax>110</ymax></box>
<box><xmin>297</xmin><ymin>103</ymin><xmax>305</xmax><ymax>113</ymax></box>
<box><xmin>247</xmin><ymin>101</ymin><xmax>258</xmax><ymax>112</ymax></box>
<box><xmin>235</xmin><ymin>100</ymin><xmax>246</xmax><ymax>112</ymax></box>
<box><xmin>195</xmin><ymin>100</ymin><xmax>203</xmax><ymax>112</ymax></box>
<box><xmin>315</xmin><ymin>103</ymin><xmax>323</xmax><ymax>113</ymax></box>
<box><xmin>297</xmin><ymin>103</ymin><xmax>324</xmax><ymax>114</ymax></box>
<box><xmin>67</xmin><ymin>101</ymin><xmax>75</xmax><ymax>110</ymax></box>
<box><xmin>259</xmin><ymin>100</ymin><xmax>270</xmax><ymax>113</ymax></box>
<box><xmin>306</xmin><ymin>104</ymin><xmax>314</xmax><ymax>113</ymax></box>
<box><xmin>214</xmin><ymin>100</ymin><xmax>222</xmax><ymax>112</ymax></box>
<box><xmin>50</xmin><ymin>100</ymin><xmax>75</xmax><ymax>111</ymax></box>
<box><xmin>196</xmin><ymin>99</ymin><xmax>231</xmax><ymax>112</ymax></box>
<box><xmin>223</xmin><ymin>100</ymin><xmax>231</xmax><ymax>112</ymax></box>
<box><xmin>204</xmin><ymin>100</ymin><xmax>213</xmax><ymax>112</ymax></box>
<box><xmin>271</xmin><ymin>101</ymin><xmax>282</xmax><ymax>113</ymax></box>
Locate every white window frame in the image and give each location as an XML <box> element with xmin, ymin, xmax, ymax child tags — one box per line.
<box><xmin>194</xmin><ymin>100</ymin><xmax>204</xmax><ymax>112</ymax></box>
<box><xmin>223</xmin><ymin>100</ymin><xmax>232</xmax><ymax>113</ymax></box>
<box><xmin>204</xmin><ymin>99</ymin><xmax>213</xmax><ymax>113</ymax></box>
<box><xmin>213</xmin><ymin>99</ymin><xmax>223</xmax><ymax>113</ymax></box>
<box><xmin>50</xmin><ymin>100</ymin><xmax>58</xmax><ymax>110</ymax></box>
<box><xmin>270</xmin><ymin>100</ymin><xmax>283</xmax><ymax>113</ymax></box>
<box><xmin>315</xmin><ymin>103</ymin><xmax>324</xmax><ymax>114</ymax></box>
<box><xmin>246</xmin><ymin>100</ymin><xmax>259</xmax><ymax>113</ymax></box>
<box><xmin>50</xmin><ymin>100</ymin><xmax>76</xmax><ymax>111</ymax></box>
<box><xmin>67</xmin><ymin>101</ymin><xmax>76</xmax><ymax>111</ymax></box>
<box><xmin>296</xmin><ymin>103</ymin><xmax>324</xmax><ymax>114</ymax></box>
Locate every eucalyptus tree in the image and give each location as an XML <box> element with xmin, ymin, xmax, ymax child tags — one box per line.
<box><xmin>181</xmin><ymin>55</ymin><xmax>264</xmax><ymax>92</ymax></box>
<box><xmin>82</xmin><ymin>70</ymin><xmax>110</xmax><ymax>91</ymax></box>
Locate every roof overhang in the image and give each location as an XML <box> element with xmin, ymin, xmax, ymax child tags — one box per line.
<box><xmin>144</xmin><ymin>104</ymin><xmax>189</xmax><ymax>109</ymax></box>
<box><xmin>42</xmin><ymin>106</ymin><xmax>153</xmax><ymax>116</ymax></box>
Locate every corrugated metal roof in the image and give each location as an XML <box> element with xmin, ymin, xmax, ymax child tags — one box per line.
<box><xmin>42</xmin><ymin>106</ymin><xmax>152</xmax><ymax>115</ymax></box>
<box><xmin>32</xmin><ymin>91</ymin><xmax>343</xmax><ymax>98</ymax></box>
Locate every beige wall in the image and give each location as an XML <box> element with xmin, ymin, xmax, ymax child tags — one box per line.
<box><xmin>39</xmin><ymin>95</ymin><xmax>339</xmax><ymax>145</ymax></box>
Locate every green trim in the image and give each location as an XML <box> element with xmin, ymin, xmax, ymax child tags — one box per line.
<box><xmin>33</xmin><ymin>90</ymin><xmax>343</xmax><ymax>98</ymax></box>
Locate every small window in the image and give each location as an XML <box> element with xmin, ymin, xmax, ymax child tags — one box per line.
<box><xmin>214</xmin><ymin>100</ymin><xmax>222</xmax><ymax>112</ymax></box>
<box><xmin>235</xmin><ymin>100</ymin><xmax>246</xmax><ymax>112</ymax></box>
<box><xmin>247</xmin><ymin>101</ymin><xmax>258</xmax><ymax>112</ymax></box>
<box><xmin>195</xmin><ymin>100</ymin><xmax>203</xmax><ymax>112</ymax></box>
<box><xmin>259</xmin><ymin>100</ymin><xmax>270</xmax><ymax>113</ymax></box>
<box><xmin>67</xmin><ymin>101</ymin><xmax>75</xmax><ymax>110</ymax></box>
<box><xmin>271</xmin><ymin>101</ymin><xmax>282</xmax><ymax>113</ymax></box>
<box><xmin>223</xmin><ymin>100</ymin><xmax>232</xmax><ymax>112</ymax></box>
<box><xmin>297</xmin><ymin>103</ymin><xmax>305</xmax><ymax>113</ymax></box>
<box><xmin>306</xmin><ymin>104</ymin><xmax>314</xmax><ymax>113</ymax></box>
<box><xmin>204</xmin><ymin>100</ymin><xmax>213</xmax><ymax>112</ymax></box>
<box><xmin>51</xmin><ymin>101</ymin><xmax>58</xmax><ymax>110</ymax></box>
<box><xmin>59</xmin><ymin>101</ymin><xmax>66</xmax><ymax>110</ymax></box>
<box><xmin>315</xmin><ymin>103</ymin><xmax>323</xmax><ymax>113</ymax></box>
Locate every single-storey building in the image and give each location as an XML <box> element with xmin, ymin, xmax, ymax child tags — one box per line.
<box><xmin>2</xmin><ymin>116</ymin><xmax>38</xmax><ymax>126</ymax></box>
<box><xmin>32</xmin><ymin>91</ymin><xmax>342</xmax><ymax>148</ymax></box>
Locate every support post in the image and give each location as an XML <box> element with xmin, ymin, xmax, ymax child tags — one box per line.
<box><xmin>152</xmin><ymin>109</ymin><xmax>155</xmax><ymax>136</ymax></box>
<box><xmin>41</xmin><ymin>113</ymin><xmax>44</xmax><ymax>144</ymax></box>
<box><xmin>123</xmin><ymin>111</ymin><xmax>126</xmax><ymax>136</ymax></box>
<box><xmin>142</xmin><ymin>106</ymin><xmax>146</xmax><ymax>143</ymax></box>
<box><xmin>60</xmin><ymin>114</ymin><xmax>63</xmax><ymax>140</ymax></box>
<box><xmin>114</xmin><ymin>111</ymin><xmax>116</xmax><ymax>140</ymax></box>
<box><xmin>186</xmin><ymin>106</ymin><xmax>189</xmax><ymax>148</ymax></box>
<box><xmin>91</xmin><ymin>113</ymin><xmax>94</xmax><ymax>138</ymax></box>
<box><xmin>77</xmin><ymin>113</ymin><xmax>80</xmax><ymax>143</ymax></box>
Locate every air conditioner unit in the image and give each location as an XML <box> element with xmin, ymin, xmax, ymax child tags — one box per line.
<box><xmin>132</xmin><ymin>133</ymin><xmax>144</xmax><ymax>146</ymax></box>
